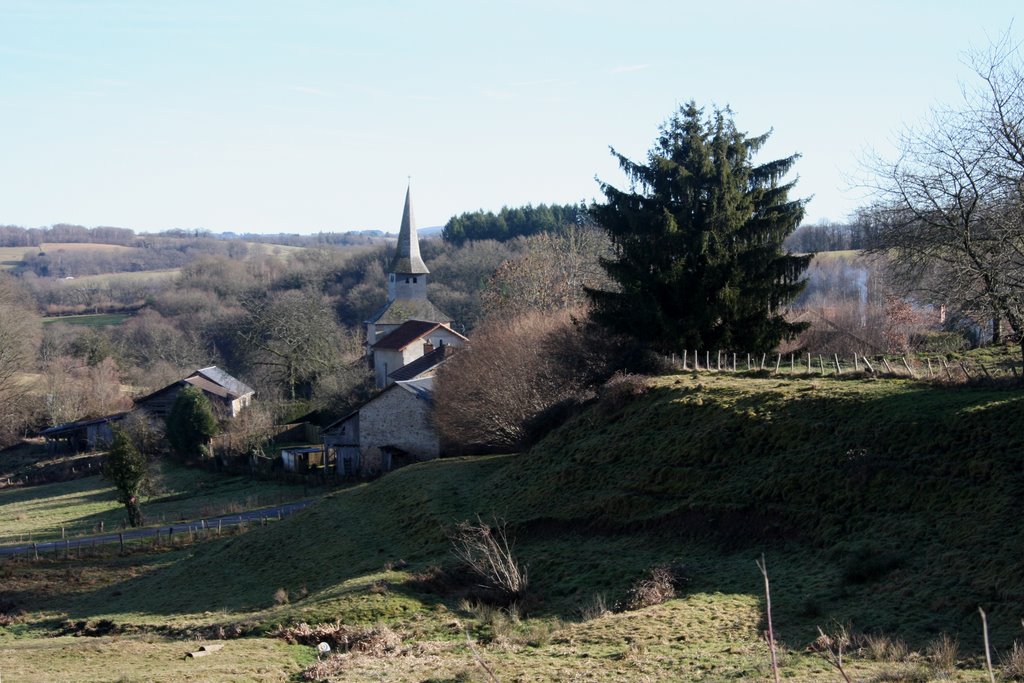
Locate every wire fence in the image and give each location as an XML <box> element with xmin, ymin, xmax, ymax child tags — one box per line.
<box><xmin>672</xmin><ymin>350</ymin><xmax>1022</xmax><ymax>383</ymax></box>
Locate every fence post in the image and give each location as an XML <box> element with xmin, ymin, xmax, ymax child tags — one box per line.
<box><xmin>694</xmin><ymin>350</ymin><xmax>700</xmax><ymax>371</ymax></box>
<box><xmin>33</xmin><ymin>542</ymin><xmax>38</xmax><ymax>561</ymax></box>
<box><xmin>774</xmin><ymin>354</ymin><xmax>781</xmax><ymax>374</ymax></box>
<box><xmin>834</xmin><ymin>354</ymin><xmax>841</xmax><ymax>375</ymax></box>
<box><xmin>747</xmin><ymin>354</ymin><xmax>751</xmax><ymax>371</ymax></box>
<box><xmin>881</xmin><ymin>357</ymin><xmax>895</xmax><ymax>374</ymax></box>
<box><xmin>717</xmin><ymin>351</ymin><xmax>722</xmax><ymax>371</ymax></box>
<box><xmin>926</xmin><ymin>357</ymin><xmax>933</xmax><ymax>377</ymax></box>
<box><xmin>818</xmin><ymin>355</ymin><xmax>825</xmax><ymax>376</ymax></box>
<box><xmin>119</xmin><ymin>533</ymin><xmax>124</xmax><ymax>554</ymax></box>
<box><xmin>854</xmin><ymin>354</ymin><xmax>860</xmax><ymax>372</ymax></box>
<box><xmin>760</xmin><ymin>353</ymin><xmax>767</xmax><ymax>370</ymax></box>
<box><xmin>706</xmin><ymin>351</ymin><xmax>710</xmax><ymax>370</ymax></box>
<box><xmin>902</xmin><ymin>356</ymin><xmax>916</xmax><ymax>378</ymax></box>
<box><xmin>862</xmin><ymin>356</ymin><xmax>875</xmax><ymax>374</ymax></box>
<box><xmin>806</xmin><ymin>353</ymin><xmax>811</xmax><ymax>374</ymax></box>
<box><xmin>733</xmin><ymin>352</ymin><xmax>737</xmax><ymax>371</ymax></box>
<box><xmin>790</xmin><ymin>353</ymin><xmax>794</xmax><ymax>374</ymax></box>
<box><xmin>682</xmin><ymin>350</ymin><xmax>688</xmax><ymax>370</ymax></box>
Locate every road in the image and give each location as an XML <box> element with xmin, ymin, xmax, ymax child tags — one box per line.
<box><xmin>0</xmin><ymin>498</ymin><xmax>317</xmax><ymax>558</ymax></box>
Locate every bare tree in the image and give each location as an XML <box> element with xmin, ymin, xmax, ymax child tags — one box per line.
<box><xmin>0</xmin><ymin>273</ymin><xmax>41</xmax><ymax>445</ymax></box>
<box><xmin>237</xmin><ymin>288</ymin><xmax>348</xmax><ymax>400</ymax></box>
<box><xmin>866</xmin><ymin>32</ymin><xmax>1024</xmax><ymax>363</ymax></box>
<box><xmin>434</xmin><ymin>310</ymin><xmax>591</xmax><ymax>451</ymax></box>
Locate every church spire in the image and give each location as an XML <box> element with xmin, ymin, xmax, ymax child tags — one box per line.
<box><xmin>389</xmin><ymin>185</ymin><xmax>429</xmax><ymax>275</ymax></box>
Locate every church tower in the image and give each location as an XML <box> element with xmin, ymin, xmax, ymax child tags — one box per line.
<box><xmin>387</xmin><ymin>185</ymin><xmax>429</xmax><ymax>302</ymax></box>
<box><xmin>365</xmin><ymin>186</ymin><xmax>452</xmax><ymax>348</ymax></box>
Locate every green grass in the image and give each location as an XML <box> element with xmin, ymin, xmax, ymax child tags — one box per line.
<box><xmin>41</xmin><ymin>313</ymin><xmax>132</xmax><ymax>327</ymax></box>
<box><xmin>4</xmin><ymin>373</ymin><xmax>1022</xmax><ymax>680</ymax></box>
<box><xmin>0</xmin><ymin>461</ymin><xmax>313</xmax><ymax>544</ymax></box>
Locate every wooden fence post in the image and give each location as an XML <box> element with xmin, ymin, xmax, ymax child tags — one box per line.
<box><xmin>881</xmin><ymin>357</ymin><xmax>895</xmax><ymax>374</ymax></box>
<box><xmin>682</xmin><ymin>350</ymin><xmax>688</xmax><ymax>370</ymax></box>
<box><xmin>854</xmin><ymin>354</ymin><xmax>860</xmax><ymax>372</ymax></box>
<box><xmin>902</xmin><ymin>357</ymin><xmax>916</xmax><ymax>378</ymax></box>
<box><xmin>733</xmin><ymin>353</ymin><xmax>737</xmax><ymax>371</ymax></box>
<box><xmin>119</xmin><ymin>533</ymin><xmax>124</xmax><ymax>554</ymax></box>
<box><xmin>818</xmin><ymin>355</ymin><xmax>825</xmax><ymax>376</ymax></box>
<box><xmin>717</xmin><ymin>350</ymin><xmax>722</xmax><ymax>371</ymax></box>
<box><xmin>774</xmin><ymin>354</ymin><xmax>781</xmax><ymax>374</ymax></box>
<box><xmin>806</xmin><ymin>353</ymin><xmax>811</xmax><ymax>374</ymax></box>
<box><xmin>760</xmin><ymin>353</ymin><xmax>767</xmax><ymax>370</ymax></box>
<box><xmin>834</xmin><ymin>354</ymin><xmax>841</xmax><ymax>375</ymax></box>
<box><xmin>790</xmin><ymin>354</ymin><xmax>794</xmax><ymax>374</ymax></box>
<box><xmin>862</xmin><ymin>356</ymin><xmax>875</xmax><ymax>374</ymax></box>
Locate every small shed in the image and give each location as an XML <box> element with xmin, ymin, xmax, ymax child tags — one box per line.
<box><xmin>39</xmin><ymin>412</ymin><xmax>126</xmax><ymax>453</ymax></box>
<box><xmin>280</xmin><ymin>446</ymin><xmax>326</xmax><ymax>474</ymax></box>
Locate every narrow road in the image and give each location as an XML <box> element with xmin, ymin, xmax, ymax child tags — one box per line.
<box><xmin>0</xmin><ymin>499</ymin><xmax>317</xmax><ymax>558</ymax></box>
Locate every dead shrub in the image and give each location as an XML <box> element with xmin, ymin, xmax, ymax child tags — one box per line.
<box><xmin>273</xmin><ymin>587</ymin><xmax>289</xmax><ymax>605</ymax></box>
<box><xmin>577</xmin><ymin>592</ymin><xmax>610</xmax><ymax>621</ymax></box>
<box><xmin>1001</xmin><ymin>640</ymin><xmax>1024</xmax><ymax>680</ymax></box>
<box><xmin>621</xmin><ymin>565</ymin><xmax>678</xmax><ymax>611</ymax></box>
<box><xmin>926</xmin><ymin>633</ymin><xmax>959</xmax><ymax>674</ymax></box>
<box><xmin>449</xmin><ymin>517</ymin><xmax>528</xmax><ymax>604</ymax></box>
<box><xmin>598</xmin><ymin>372</ymin><xmax>651</xmax><ymax>415</ymax></box>
<box><xmin>278</xmin><ymin>621</ymin><xmax>402</xmax><ymax>655</ymax></box>
<box><xmin>861</xmin><ymin>632</ymin><xmax>909</xmax><ymax>662</ymax></box>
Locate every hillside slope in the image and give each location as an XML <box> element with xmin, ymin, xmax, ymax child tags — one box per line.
<box><xmin>70</xmin><ymin>374</ymin><xmax>1024</xmax><ymax>649</ymax></box>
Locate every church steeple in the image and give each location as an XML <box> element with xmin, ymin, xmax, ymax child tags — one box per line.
<box><xmin>389</xmin><ymin>185</ymin><xmax>429</xmax><ymax>275</ymax></box>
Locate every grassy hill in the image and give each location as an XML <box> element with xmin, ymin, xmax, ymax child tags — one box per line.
<box><xmin>6</xmin><ymin>372</ymin><xmax>1023</xmax><ymax>680</ymax></box>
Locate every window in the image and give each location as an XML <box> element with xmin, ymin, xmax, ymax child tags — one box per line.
<box><xmin>413</xmin><ymin>277</ymin><xmax>418</xmax><ymax>283</ymax></box>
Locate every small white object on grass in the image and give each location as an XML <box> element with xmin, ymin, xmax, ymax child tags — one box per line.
<box><xmin>317</xmin><ymin>642</ymin><xmax>331</xmax><ymax>659</ymax></box>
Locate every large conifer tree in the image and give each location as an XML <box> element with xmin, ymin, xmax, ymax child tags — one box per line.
<box><xmin>588</xmin><ymin>103</ymin><xmax>810</xmax><ymax>354</ymax></box>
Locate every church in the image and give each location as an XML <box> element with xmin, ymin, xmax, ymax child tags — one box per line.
<box><xmin>321</xmin><ymin>188</ymin><xmax>466</xmax><ymax>477</ymax></box>
<box><xmin>364</xmin><ymin>186</ymin><xmax>466</xmax><ymax>388</ymax></box>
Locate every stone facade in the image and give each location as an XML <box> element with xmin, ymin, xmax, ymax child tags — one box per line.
<box><xmin>358</xmin><ymin>381</ymin><xmax>439</xmax><ymax>463</ymax></box>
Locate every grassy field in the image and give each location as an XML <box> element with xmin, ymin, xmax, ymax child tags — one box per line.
<box><xmin>41</xmin><ymin>313</ymin><xmax>132</xmax><ymax>327</ymax></box>
<box><xmin>0</xmin><ymin>242</ymin><xmax>138</xmax><ymax>269</ymax></box>
<box><xmin>2</xmin><ymin>372</ymin><xmax>1022</xmax><ymax>680</ymax></box>
<box><xmin>0</xmin><ymin>461</ymin><xmax>313</xmax><ymax>544</ymax></box>
<box><xmin>51</xmin><ymin>268</ymin><xmax>181</xmax><ymax>286</ymax></box>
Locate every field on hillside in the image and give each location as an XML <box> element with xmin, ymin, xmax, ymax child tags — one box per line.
<box><xmin>0</xmin><ymin>461</ymin><xmax>313</xmax><ymax>545</ymax></box>
<box><xmin>2</xmin><ymin>373</ymin><xmax>1021</xmax><ymax>681</ymax></box>
<box><xmin>0</xmin><ymin>242</ymin><xmax>138</xmax><ymax>268</ymax></box>
<box><xmin>41</xmin><ymin>313</ymin><xmax>132</xmax><ymax>327</ymax></box>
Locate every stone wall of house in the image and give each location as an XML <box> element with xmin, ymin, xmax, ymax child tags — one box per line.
<box><xmin>359</xmin><ymin>386</ymin><xmax>439</xmax><ymax>462</ymax></box>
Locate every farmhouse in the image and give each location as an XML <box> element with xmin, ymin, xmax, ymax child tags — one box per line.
<box><xmin>321</xmin><ymin>377</ymin><xmax>438</xmax><ymax>477</ymax></box>
<box><xmin>134</xmin><ymin>366</ymin><xmax>254</xmax><ymax>418</ymax></box>
<box><xmin>371</xmin><ymin>319</ymin><xmax>467</xmax><ymax>388</ymax></box>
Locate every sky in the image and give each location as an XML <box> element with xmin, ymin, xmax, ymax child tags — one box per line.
<box><xmin>0</xmin><ymin>1</ymin><xmax>1020</xmax><ymax>234</ymax></box>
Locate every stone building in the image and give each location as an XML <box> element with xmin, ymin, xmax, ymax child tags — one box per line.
<box><xmin>321</xmin><ymin>377</ymin><xmax>437</xmax><ymax>477</ymax></box>
<box><xmin>371</xmin><ymin>319</ymin><xmax>467</xmax><ymax>388</ymax></box>
<box><xmin>364</xmin><ymin>186</ymin><xmax>451</xmax><ymax>348</ymax></box>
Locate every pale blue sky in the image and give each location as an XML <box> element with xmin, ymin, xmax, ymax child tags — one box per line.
<box><xmin>0</xmin><ymin>1</ymin><xmax>1019</xmax><ymax>233</ymax></box>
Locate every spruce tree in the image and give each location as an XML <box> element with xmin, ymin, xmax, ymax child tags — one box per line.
<box><xmin>166</xmin><ymin>385</ymin><xmax>219</xmax><ymax>458</ymax></box>
<box><xmin>588</xmin><ymin>102</ymin><xmax>811</xmax><ymax>354</ymax></box>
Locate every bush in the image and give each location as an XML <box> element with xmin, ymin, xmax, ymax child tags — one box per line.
<box><xmin>841</xmin><ymin>547</ymin><xmax>905</xmax><ymax>584</ymax></box>
<box><xmin>1002</xmin><ymin>640</ymin><xmax>1024</xmax><ymax>680</ymax></box>
<box><xmin>448</xmin><ymin>518</ymin><xmax>528</xmax><ymax>604</ymax></box>
<box><xmin>926</xmin><ymin>633</ymin><xmax>959</xmax><ymax>674</ymax></box>
<box><xmin>598</xmin><ymin>372</ymin><xmax>651</xmax><ymax>415</ymax></box>
<box><xmin>620</xmin><ymin>564</ymin><xmax>685</xmax><ymax>611</ymax></box>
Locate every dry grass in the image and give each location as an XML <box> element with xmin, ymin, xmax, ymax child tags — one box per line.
<box><xmin>927</xmin><ymin>633</ymin><xmax>959</xmax><ymax>674</ymax></box>
<box><xmin>1001</xmin><ymin>640</ymin><xmax>1024</xmax><ymax>680</ymax></box>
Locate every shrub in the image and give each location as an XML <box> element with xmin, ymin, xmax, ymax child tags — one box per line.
<box><xmin>598</xmin><ymin>372</ymin><xmax>651</xmax><ymax>415</ymax></box>
<box><xmin>1001</xmin><ymin>640</ymin><xmax>1024</xmax><ymax>680</ymax></box>
<box><xmin>273</xmin><ymin>587</ymin><xmax>289</xmax><ymax>605</ymax></box>
<box><xmin>860</xmin><ymin>632</ymin><xmax>909</xmax><ymax>662</ymax></box>
<box><xmin>448</xmin><ymin>518</ymin><xmax>528</xmax><ymax>604</ymax></box>
<box><xmin>926</xmin><ymin>633</ymin><xmax>959</xmax><ymax>674</ymax></box>
<box><xmin>621</xmin><ymin>565</ymin><xmax>680</xmax><ymax>611</ymax></box>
